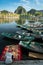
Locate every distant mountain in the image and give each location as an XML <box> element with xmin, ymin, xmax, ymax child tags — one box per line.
<box><xmin>1</xmin><ymin>10</ymin><xmax>9</xmax><ymax>13</ymax></box>
<box><xmin>27</xmin><ymin>9</ymin><xmax>36</xmax><ymax>14</ymax></box>
<box><xmin>0</xmin><ymin>7</ymin><xmax>43</xmax><ymax>15</ymax></box>
<box><xmin>38</xmin><ymin>10</ymin><xmax>43</xmax><ymax>13</ymax></box>
<box><xmin>14</xmin><ymin>6</ymin><xmax>26</xmax><ymax>14</ymax></box>
<box><xmin>27</xmin><ymin>9</ymin><xmax>43</xmax><ymax>16</ymax></box>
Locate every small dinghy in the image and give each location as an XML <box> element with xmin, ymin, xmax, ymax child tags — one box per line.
<box><xmin>0</xmin><ymin>45</ymin><xmax>22</xmax><ymax>61</ymax></box>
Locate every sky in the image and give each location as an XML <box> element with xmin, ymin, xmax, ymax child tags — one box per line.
<box><xmin>0</xmin><ymin>0</ymin><xmax>43</xmax><ymax>12</ymax></box>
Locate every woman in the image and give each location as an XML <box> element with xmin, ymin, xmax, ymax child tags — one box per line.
<box><xmin>5</xmin><ymin>52</ymin><xmax>13</xmax><ymax>64</ymax></box>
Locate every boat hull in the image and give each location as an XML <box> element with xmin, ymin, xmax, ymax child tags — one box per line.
<box><xmin>29</xmin><ymin>52</ymin><xmax>43</xmax><ymax>59</ymax></box>
<box><xmin>19</xmin><ymin>43</ymin><xmax>43</xmax><ymax>54</ymax></box>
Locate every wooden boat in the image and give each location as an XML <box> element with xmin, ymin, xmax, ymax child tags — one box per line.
<box><xmin>29</xmin><ymin>52</ymin><xmax>43</xmax><ymax>59</ymax></box>
<box><xmin>16</xmin><ymin>31</ymin><xmax>43</xmax><ymax>41</ymax></box>
<box><xmin>17</xmin><ymin>24</ymin><xmax>43</xmax><ymax>37</ymax></box>
<box><xmin>1</xmin><ymin>31</ymin><xmax>43</xmax><ymax>43</ymax></box>
<box><xmin>1</xmin><ymin>32</ymin><xmax>35</xmax><ymax>41</ymax></box>
<box><xmin>17</xmin><ymin>24</ymin><xmax>33</xmax><ymax>33</ymax></box>
<box><xmin>0</xmin><ymin>45</ymin><xmax>22</xmax><ymax>61</ymax></box>
<box><xmin>19</xmin><ymin>41</ymin><xmax>43</xmax><ymax>54</ymax></box>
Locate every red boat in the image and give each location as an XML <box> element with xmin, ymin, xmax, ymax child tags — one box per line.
<box><xmin>0</xmin><ymin>45</ymin><xmax>22</xmax><ymax>61</ymax></box>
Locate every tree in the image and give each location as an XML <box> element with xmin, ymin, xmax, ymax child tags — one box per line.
<box><xmin>1</xmin><ymin>10</ymin><xmax>9</xmax><ymax>14</ymax></box>
<box><xmin>35</xmin><ymin>12</ymin><xmax>42</xmax><ymax>16</ymax></box>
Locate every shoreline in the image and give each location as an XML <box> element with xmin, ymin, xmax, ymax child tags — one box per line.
<box><xmin>0</xmin><ymin>60</ymin><xmax>43</xmax><ymax>65</ymax></box>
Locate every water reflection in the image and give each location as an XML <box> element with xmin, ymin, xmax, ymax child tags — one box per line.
<box><xmin>0</xmin><ymin>18</ymin><xmax>29</xmax><ymax>25</ymax></box>
<box><xmin>0</xmin><ymin>18</ymin><xmax>19</xmax><ymax>24</ymax></box>
<box><xmin>0</xmin><ymin>18</ymin><xmax>28</xmax><ymax>32</ymax></box>
<box><xmin>15</xmin><ymin>18</ymin><xmax>26</xmax><ymax>25</ymax></box>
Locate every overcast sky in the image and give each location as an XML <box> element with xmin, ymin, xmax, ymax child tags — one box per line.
<box><xmin>0</xmin><ymin>0</ymin><xmax>43</xmax><ymax>12</ymax></box>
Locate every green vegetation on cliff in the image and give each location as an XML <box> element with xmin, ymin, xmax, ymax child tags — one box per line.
<box><xmin>27</xmin><ymin>9</ymin><xmax>43</xmax><ymax>16</ymax></box>
<box><xmin>28</xmin><ymin>9</ymin><xmax>36</xmax><ymax>15</ymax></box>
<box><xmin>14</xmin><ymin>6</ymin><xmax>26</xmax><ymax>14</ymax></box>
<box><xmin>1</xmin><ymin>10</ymin><xmax>9</xmax><ymax>14</ymax></box>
